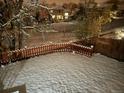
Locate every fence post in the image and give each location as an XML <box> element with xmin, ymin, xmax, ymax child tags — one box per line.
<box><xmin>64</xmin><ymin>43</ymin><xmax>66</xmax><ymax>52</ymax></box>
<box><xmin>32</xmin><ymin>47</ymin><xmax>34</xmax><ymax>57</ymax></box>
<box><xmin>51</xmin><ymin>44</ymin><xmax>54</xmax><ymax>53</ymax></box>
<box><xmin>37</xmin><ymin>47</ymin><xmax>40</xmax><ymax>56</ymax></box>
<box><xmin>24</xmin><ymin>48</ymin><xmax>26</xmax><ymax>59</ymax></box>
<box><xmin>37</xmin><ymin>47</ymin><xmax>40</xmax><ymax>55</ymax></box>
<box><xmin>42</xmin><ymin>46</ymin><xmax>44</xmax><ymax>54</ymax></box>
<box><xmin>1</xmin><ymin>52</ymin><xmax>9</xmax><ymax>65</ymax></box>
<box><xmin>28</xmin><ymin>48</ymin><xmax>31</xmax><ymax>58</ymax></box>
<box><xmin>30</xmin><ymin>48</ymin><xmax>33</xmax><ymax>57</ymax></box>
<box><xmin>24</xmin><ymin>49</ymin><xmax>26</xmax><ymax>59</ymax></box>
<box><xmin>62</xmin><ymin>43</ymin><xmax>64</xmax><ymax>52</ymax></box>
<box><xmin>59</xmin><ymin>43</ymin><xmax>61</xmax><ymax>52</ymax></box>
<box><xmin>18</xmin><ymin>49</ymin><xmax>21</xmax><ymax>60</ymax></box>
<box><xmin>90</xmin><ymin>45</ymin><xmax>94</xmax><ymax>56</ymax></box>
<box><xmin>58</xmin><ymin>43</ymin><xmax>61</xmax><ymax>52</ymax></box>
<box><xmin>75</xmin><ymin>45</ymin><xmax>77</xmax><ymax>54</ymax></box>
<box><xmin>54</xmin><ymin>44</ymin><xmax>56</xmax><ymax>52</ymax></box>
<box><xmin>46</xmin><ymin>45</ymin><xmax>48</xmax><ymax>54</ymax></box>
<box><xmin>19</xmin><ymin>49</ymin><xmax>22</xmax><ymax>60</ymax></box>
<box><xmin>12</xmin><ymin>50</ymin><xmax>16</xmax><ymax>62</ymax></box>
<box><xmin>25</xmin><ymin>48</ymin><xmax>28</xmax><ymax>59</ymax></box>
<box><xmin>27</xmin><ymin>48</ymin><xmax>29</xmax><ymax>58</ymax></box>
<box><xmin>16</xmin><ymin>49</ymin><xmax>19</xmax><ymax>61</ymax></box>
<box><xmin>78</xmin><ymin>46</ymin><xmax>81</xmax><ymax>54</ymax></box>
<box><xmin>20</xmin><ymin>49</ymin><xmax>23</xmax><ymax>60</ymax></box>
<box><xmin>86</xmin><ymin>47</ymin><xmax>88</xmax><ymax>56</ymax></box>
<box><xmin>40</xmin><ymin>46</ymin><xmax>42</xmax><ymax>55</ymax></box>
<box><xmin>44</xmin><ymin>45</ymin><xmax>46</xmax><ymax>54</ymax></box>
<box><xmin>34</xmin><ymin>47</ymin><xmax>36</xmax><ymax>56</ymax></box>
<box><xmin>65</xmin><ymin>43</ymin><xmax>67</xmax><ymax>52</ymax></box>
<box><xmin>36</xmin><ymin>47</ymin><xmax>38</xmax><ymax>56</ymax></box>
<box><xmin>49</xmin><ymin>44</ymin><xmax>51</xmax><ymax>53</ymax></box>
<box><xmin>43</xmin><ymin>45</ymin><xmax>45</xmax><ymax>54</ymax></box>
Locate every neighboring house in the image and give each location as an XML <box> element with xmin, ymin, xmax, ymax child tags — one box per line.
<box><xmin>39</xmin><ymin>6</ymin><xmax>52</xmax><ymax>22</ymax></box>
<box><xmin>23</xmin><ymin>0</ymin><xmax>71</xmax><ymax>22</ymax></box>
<box><xmin>49</xmin><ymin>6</ymin><xmax>70</xmax><ymax>22</ymax></box>
<box><xmin>28</xmin><ymin>4</ymin><xmax>52</xmax><ymax>23</ymax></box>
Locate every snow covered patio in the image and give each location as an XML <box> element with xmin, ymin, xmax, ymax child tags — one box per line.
<box><xmin>13</xmin><ymin>53</ymin><xmax>124</xmax><ymax>93</ymax></box>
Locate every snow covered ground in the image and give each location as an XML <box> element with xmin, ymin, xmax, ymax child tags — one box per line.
<box><xmin>13</xmin><ymin>53</ymin><xmax>124</xmax><ymax>93</ymax></box>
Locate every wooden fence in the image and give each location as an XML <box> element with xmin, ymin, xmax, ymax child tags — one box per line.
<box><xmin>94</xmin><ymin>38</ymin><xmax>124</xmax><ymax>61</ymax></box>
<box><xmin>0</xmin><ymin>84</ymin><xmax>26</xmax><ymax>93</ymax></box>
<box><xmin>0</xmin><ymin>43</ymin><xmax>93</xmax><ymax>66</ymax></box>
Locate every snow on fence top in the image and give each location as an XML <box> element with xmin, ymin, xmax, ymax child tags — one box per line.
<box><xmin>0</xmin><ymin>43</ymin><xmax>93</xmax><ymax>66</ymax></box>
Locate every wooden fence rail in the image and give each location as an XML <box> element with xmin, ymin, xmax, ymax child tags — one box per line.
<box><xmin>0</xmin><ymin>84</ymin><xmax>26</xmax><ymax>93</ymax></box>
<box><xmin>0</xmin><ymin>43</ymin><xmax>93</xmax><ymax>66</ymax></box>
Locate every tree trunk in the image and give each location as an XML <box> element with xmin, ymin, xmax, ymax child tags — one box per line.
<box><xmin>0</xmin><ymin>30</ymin><xmax>3</xmax><ymax>67</ymax></box>
<box><xmin>18</xmin><ymin>31</ymin><xmax>23</xmax><ymax>49</ymax></box>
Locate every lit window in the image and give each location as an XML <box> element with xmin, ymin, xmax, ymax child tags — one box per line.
<box><xmin>64</xmin><ymin>12</ymin><xmax>69</xmax><ymax>19</ymax></box>
<box><xmin>52</xmin><ymin>15</ymin><xmax>55</xmax><ymax>19</ymax></box>
<box><xmin>57</xmin><ymin>15</ymin><xmax>63</xmax><ymax>20</ymax></box>
<box><xmin>64</xmin><ymin>13</ymin><xmax>69</xmax><ymax>16</ymax></box>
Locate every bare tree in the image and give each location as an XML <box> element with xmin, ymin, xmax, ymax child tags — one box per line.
<box><xmin>75</xmin><ymin>0</ymin><xmax>114</xmax><ymax>39</ymax></box>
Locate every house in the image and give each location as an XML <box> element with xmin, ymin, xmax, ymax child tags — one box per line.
<box><xmin>49</xmin><ymin>6</ymin><xmax>70</xmax><ymax>22</ymax></box>
<box><xmin>24</xmin><ymin>3</ymin><xmax>52</xmax><ymax>23</ymax></box>
<box><xmin>39</xmin><ymin>5</ymin><xmax>52</xmax><ymax>22</ymax></box>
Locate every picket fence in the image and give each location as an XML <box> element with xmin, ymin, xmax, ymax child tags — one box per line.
<box><xmin>1</xmin><ymin>43</ymin><xmax>93</xmax><ymax>65</ymax></box>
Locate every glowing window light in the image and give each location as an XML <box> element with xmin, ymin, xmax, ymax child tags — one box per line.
<box><xmin>57</xmin><ymin>15</ymin><xmax>63</xmax><ymax>20</ymax></box>
<box><xmin>64</xmin><ymin>13</ymin><xmax>69</xmax><ymax>16</ymax></box>
<box><xmin>64</xmin><ymin>12</ymin><xmax>69</xmax><ymax>19</ymax></box>
<box><xmin>52</xmin><ymin>15</ymin><xmax>55</xmax><ymax>19</ymax></box>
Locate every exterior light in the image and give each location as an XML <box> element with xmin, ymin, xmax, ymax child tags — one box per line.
<box><xmin>120</xmin><ymin>33</ymin><xmax>124</xmax><ymax>37</ymax></box>
<box><xmin>115</xmin><ymin>30</ymin><xmax>124</xmax><ymax>39</ymax></box>
<box><xmin>97</xmin><ymin>4</ymin><xmax>100</xmax><ymax>7</ymax></box>
<box><xmin>52</xmin><ymin>15</ymin><xmax>55</xmax><ymax>19</ymax></box>
<box><xmin>91</xmin><ymin>45</ymin><xmax>94</xmax><ymax>48</ymax></box>
<box><xmin>111</xmin><ymin>11</ymin><xmax>119</xmax><ymax>19</ymax></box>
<box><xmin>64</xmin><ymin>13</ymin><xmax>69</xmax><ymax>16</ymax></box>
<box><xmin>64</xmin><ymin>12</ymin><xmax>69</xmax><ymax>19</ymax></box>
<box><xmin>25</xmin><ymin>46</ymin><xmax>27</xmax><ymax>48</ymax></box>
<box><xmin>57</xmin><ymin>15</ymin><xmax>63</xmax><ymax>20</ymax></box>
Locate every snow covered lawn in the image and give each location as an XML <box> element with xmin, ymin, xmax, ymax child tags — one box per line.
<box><xmin>13</xmin><ymin>53</ymin><xmax>124</xmax><ymax>93</ymax></box>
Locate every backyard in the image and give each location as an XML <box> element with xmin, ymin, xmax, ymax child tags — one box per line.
<box><xmin>7</xmin><ymin>52</ymin><xmax>124</xmax><ymax>93</ymax></box>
